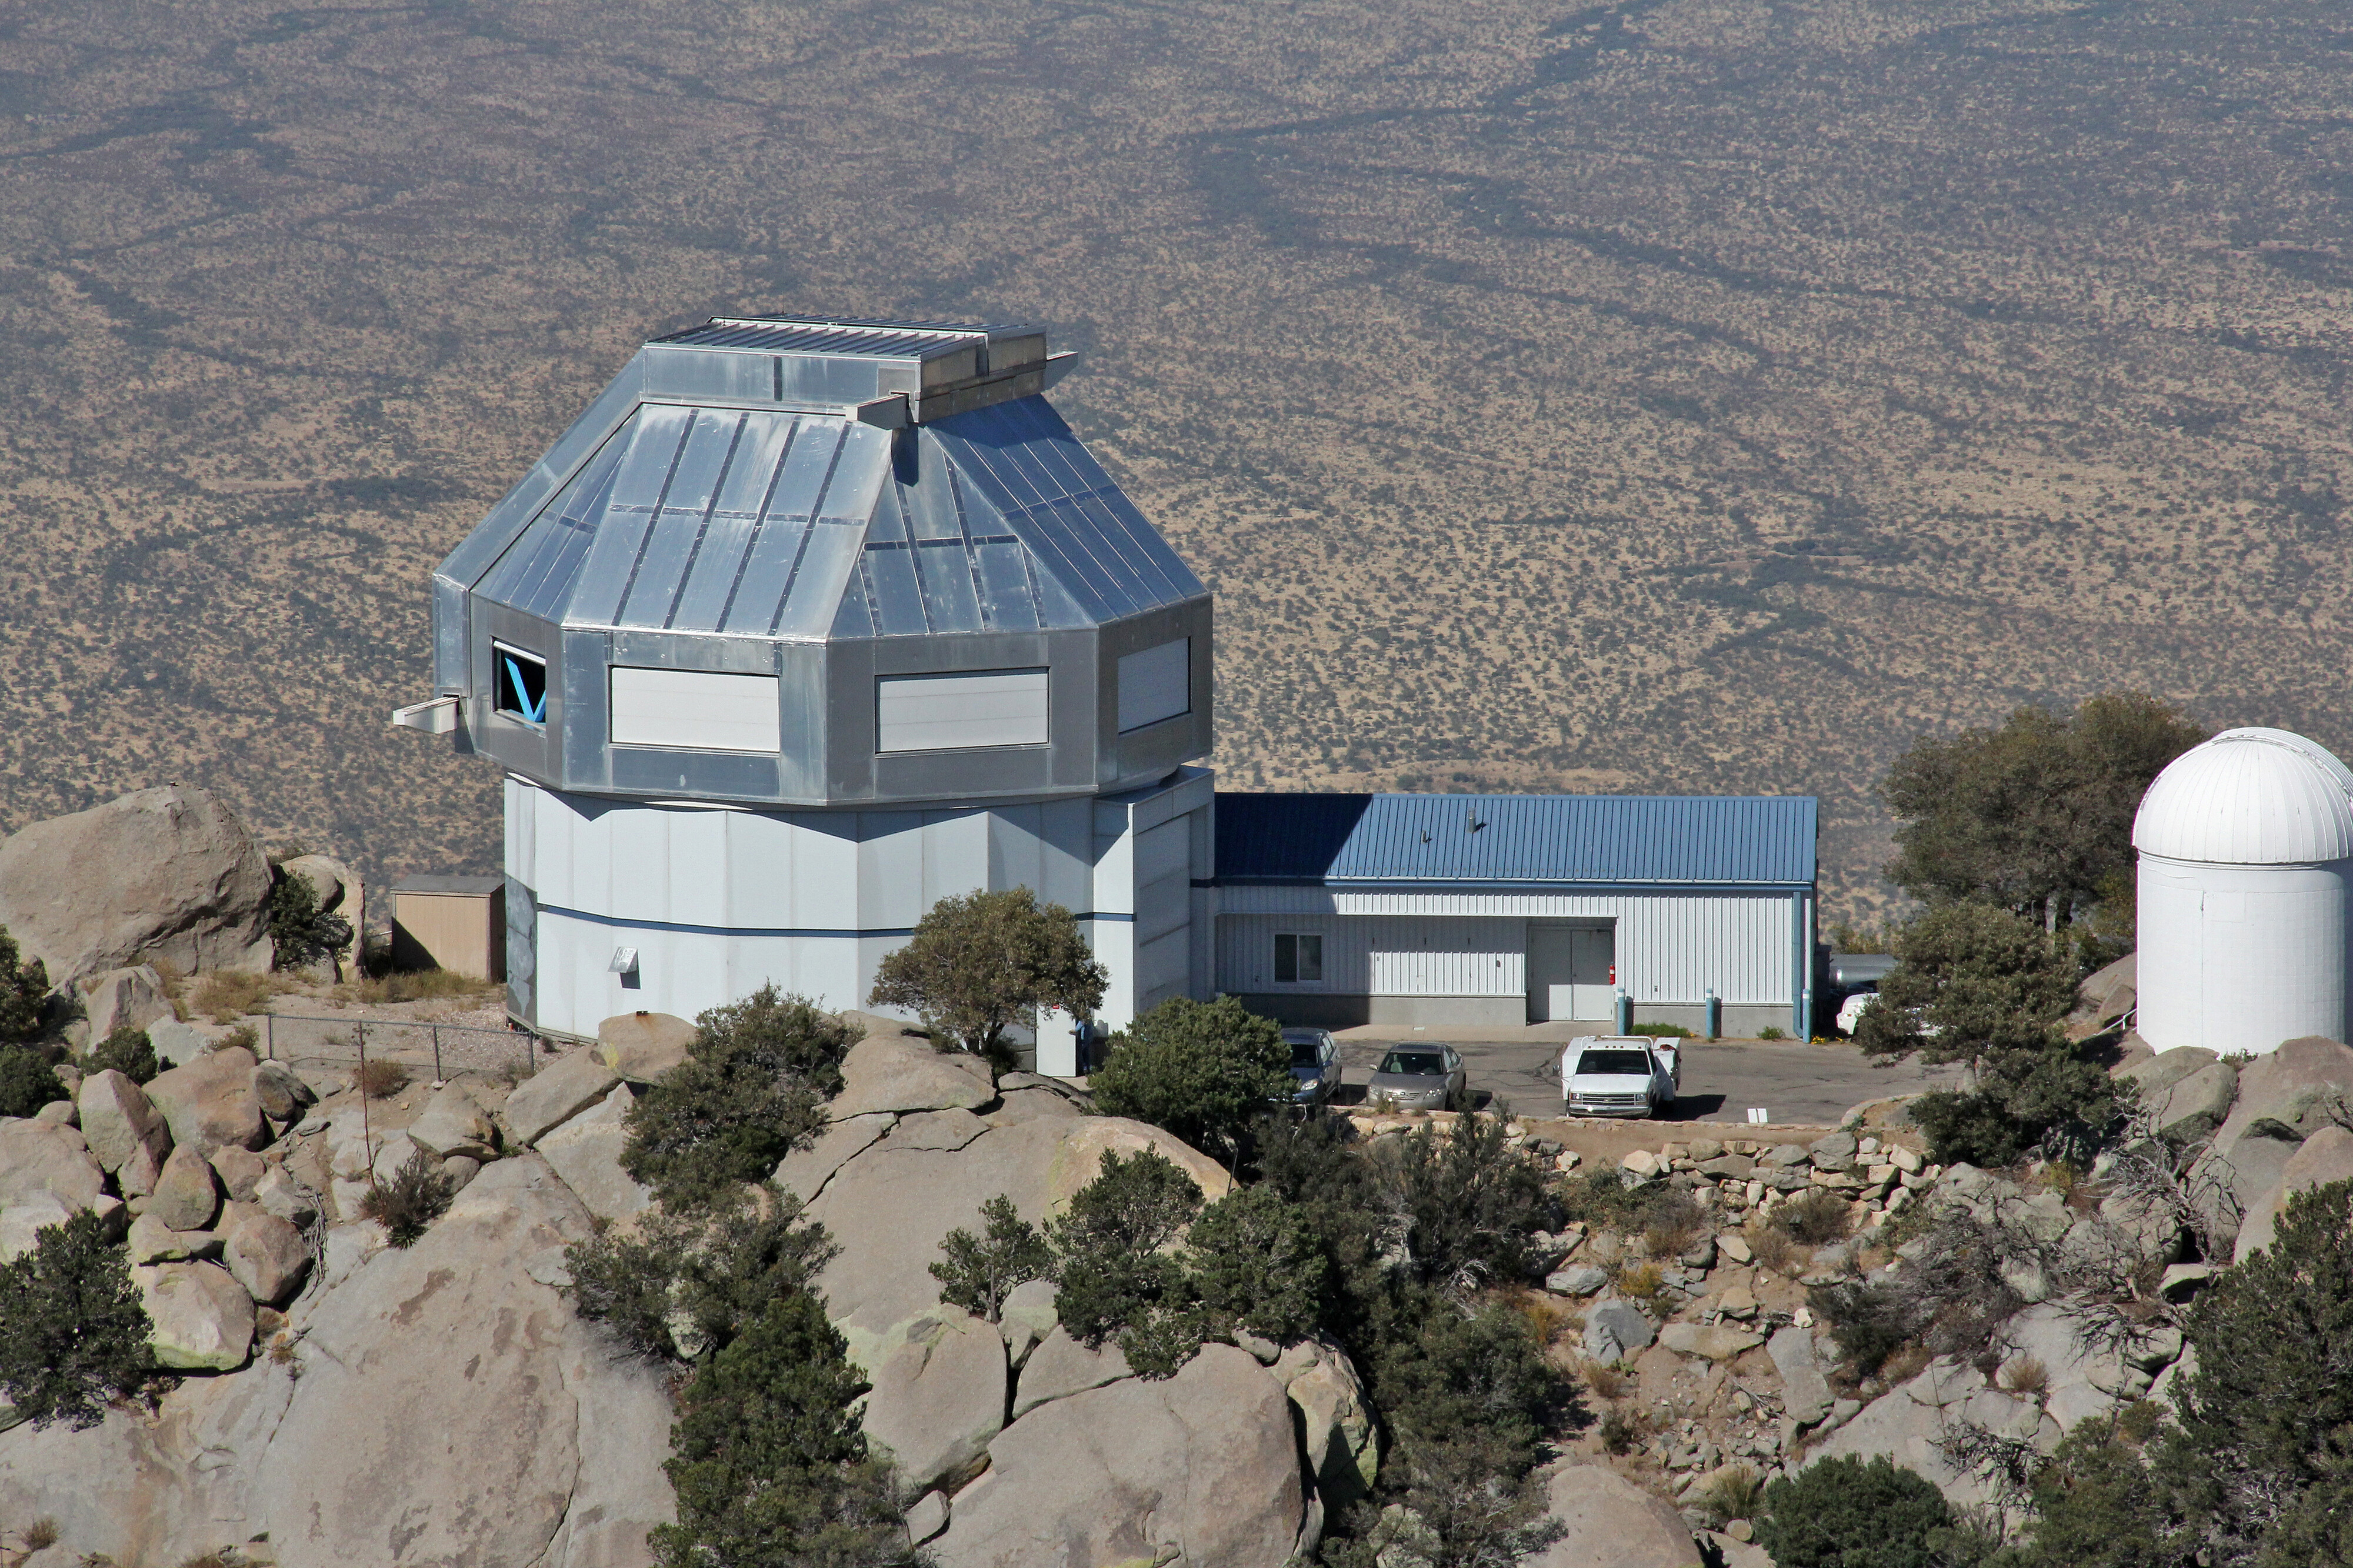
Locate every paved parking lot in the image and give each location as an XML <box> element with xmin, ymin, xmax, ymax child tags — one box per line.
<box><xmin>1327</xmin><ymin>1032</ymin><xmax>1958</xmax><ymax>1128</ymax></box>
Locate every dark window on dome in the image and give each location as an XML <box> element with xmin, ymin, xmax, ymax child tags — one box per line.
<box><xmin>494</xmin><ymin>645</ymin><xmax>548</xmax><ymax>726</ymax></box>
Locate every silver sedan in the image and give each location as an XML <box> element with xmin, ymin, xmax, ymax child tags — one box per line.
<box><xmin>1364</xmin><ymin>1045</ymin><xmax>1468</xmax><ymax>1112</ymax></box>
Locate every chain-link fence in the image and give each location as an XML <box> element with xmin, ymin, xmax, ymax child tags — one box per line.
<box><xmin>255</xmin><ymin>1011</ymin><xmax>548</xmax><ymax>1085</ymax></box>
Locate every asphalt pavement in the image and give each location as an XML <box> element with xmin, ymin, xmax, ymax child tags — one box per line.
<box><xmin>1329</xmin><ymin>1034</ymin><xmax>1958</xmax><ymax>1127</ymax></box>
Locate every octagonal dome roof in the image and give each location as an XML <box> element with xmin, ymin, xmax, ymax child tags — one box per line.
<box><xmin>2134</xmin><ymin>727</ymin><xmax>2353</xmax><ymax>865</ymax></box>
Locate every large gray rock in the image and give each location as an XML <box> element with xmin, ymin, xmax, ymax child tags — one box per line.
<box><xmin>2236</xmin><ymin>1125</ymin><xmax>2353</xmax><ymax>1261</ymax></box>
<box><xmin>773</xmin><ymin>1112</ymin><xmax>895</xmax><ymax>1205</ymax></box>
<box><xmin>2214</xmin><ymin>1037</ymin><xmax>2353</xmax><ymax>1143</ymax></box>
<box><xmin>1768</xmin><ymin>1325</ymin><xmax>1834</xmax><ymax>1427</ymax></box>
<box><xmin>1808</xmin><ymin>1129</ymin><xmax>1859</xmax><ymax>1172</ymax></box>
<box><xmin>807</xmin><ymin>1113</ymin><xmax>1231</xmax><ymax>1366</ymax></box>
<box><xmin>76</xmin><ymin>1067</ymin><xmax>171</xmax><ymax>1175</ymax></box>
<box><xmin>2141</xmin><ymin>1058</ymin><xmax>2239</xmax><ymax>1146</ymax></box>
<box><xmin>1011</xmin><ymin>1326</ymin><xmax>1134</xmax><ymax>1418</ymax></box>
<box><xmin>830</xmin><ymin>1017</ymin><xmax>996</xmax><ymax>1118</ymax></box>
<box><xmin>251</xmin><ymin>1164</ymin><xmax>321</xmax><ymax>1227</ymax></box>
<box><xmin>150</xmin><ymin>1145</ymin><xmax>222</xmax><ymax>1232</ymax></box>
<box><xmin>536</xmin><ymin>1085</ymin><xmax>654</xmax><ymax>1225</ymax></box>
<box><xmin>859</xmin><ymin>1306</ymin><xmax>1007</xmax><ymax>1494</ymax></box>
<box><xmin>251</xmin><ymin>1059</ymin><xmax>315</xmax><ymax>1123</ymax></box>
<box><xmin>128</xmin><ymin>1212</ymin><xmax>220</xmax><ymax>1265</ymax></box>
<box><xmin>2118</xmin><ymin>1045</ymin><xmax>2220</xmax><ymax>1102</ymax></box>
<box><xmin>136</xmin><ymin>1260</ymin><xmax>255</xmax><ymax>1371</ymax></box>
<box><xmin>1272</xmin><ymin>1338</ymin><xmax>1379</xmax><ymax>1509</ymax></box>
<box><xmin>211</xmin><ymin>1145</ymin><xmax>266</xmax><ymax>1203</ymax></box>
<box><xmin>407</xmin><ymin>1085</ymin><xmax>498</xmax><ymax>1160</ymax></box>
<box><xmin>0</xmin><ymin>1119</ymin><xmax>107</xmax><ymax>1260</ymax></box>
<box><xmin>221</xmin><ymin>1200</ymin><xmax>311</xmax><ymax>1307</ymax></box>
<box><xmin>499</xmin><ymin>1050</ymin><xmax>621</xmax><ymax>1146</ymax></box>
<box><xmin>75</xmin><ymin>965</ymin><xmax>171</xmax><ymax>1043</ymax></box>
<box><xmin>595</xmin><ymin>1010</ymin><xmax>696</xmax><ymax>1084</ymax></box>
<box><xmin>144</xmin><ymin>1045</ymin><xmax>267</xmax><ymax>1157</ymax></box>
<box><xmin>1531</xmin><ymin>1463</ymin><xmax>1701</xmax><ymax>1568</ymax></box>
<box><xmin>0</xmin><ymin>785</ymin><xmax>274</xmax><ymax>985</ymax></box>
<box><xmin>932</xmin><ymin>1343</ymin><xmax>1304</xmax><ymax>1568</ymax></box>
<box><xmin>1658</xmin><ymin>1322</ymin><xmax>1763</xmax><ymax>1362</ymax></box>
<box><xmin>1582</xmin><ymin>1300</ymin><xmax>1657</xmax><ymax>1364</ymax></box>
<box><xmin>254</xmin><ymin>1157</ymin><xmax>675</xmax><ymax>1568</ymax></box>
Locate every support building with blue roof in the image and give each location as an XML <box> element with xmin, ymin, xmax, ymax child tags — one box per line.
<box><xmin>1209</xmin><ymin>793</ymin><xmax>1818</xmax><ymax>1038</ymax></box>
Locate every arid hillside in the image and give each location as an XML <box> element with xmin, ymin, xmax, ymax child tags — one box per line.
<box><xmin>0</xmin><ymin>0</ymin><xmax>2346</xmax><ymax>919</ymax></box>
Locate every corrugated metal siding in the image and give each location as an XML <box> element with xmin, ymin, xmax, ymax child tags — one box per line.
<box><xmin>1215</xmin><ymin>890</ymin><xmax>1798</xmax><ymax>1005</ymax></box>
<box><xmin>1215</xmin><ymin>793</ymin><xmax>1816</xmax><ymax>886</ymax></box>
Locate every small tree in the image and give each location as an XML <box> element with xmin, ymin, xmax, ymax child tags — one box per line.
<box><xmin>1882</xmin><ymin>692</ymin><xmax>2205</xmax><ymax>933</ymax></box>
<box><xmin>568</xmin><ymin>1189</ymin><xmax>838</xmax><ymax>1364</ymax></box>
<box><xmin>0</xmin><ymin>927</ymin><xmax>48</xmax><ymax>1043</ymax></box>
<box><xmin>622</xmin><ymin>986</ymin><xmax>856</xmax><ymax>1210</ymax></box>
<box><xmin>931</xmin><ymin>1195</ymin><xmax>1053</xmax><ymax>1323</ymax></box>
<box><xmin>0</xmin><ymin>1046</ymin><xmax>64</xmax><ymax>1120</ymax></box>
<box><xmin>867</xmin><ymin>889</ymin><xmax>1106</xmax><ymax>1065</ymax></box>
<box><xmin>1048</xmin><ymin>1149</ymin><xmax>1205</xmax><ymax>1377</ymax></box>
<box><xmin>1854</xmin><ymin>902</ymin><xmax>2115</xmax><ymax>1165</ymax></box>
<box><xmin>267</xmin><ymin>870</ymin><xmax>354</xmax><ymax>972</ymax></box>
<box><xmin>1754</xmin><ymin>1454</ymin><xmax>1955</xmax><ymax>1568</ymax></box>
<box><xmin>652</xmin><ymin>1292</ymin><xmax>919</xmax><ymax>1568</ymax></box>
<box><xmin>1375</xmin><ymin>1108</ymin><xmax>1555</xmax><ymax>1294</ymax></box>
<box><xmin>1088</xmin><ymin>996</ymin><xmax>1291</xmax><ymax>1160</ymax></box>
<box><xmin>0</xmin><ymin>1211</ymin><xmax>155</xmax><ymax>1428</ymax></box>
<box><xmin>84</xmin><ymin>1026</ymin><xmax>161</xmax><ymax>1085</ymax></box>
<box><xmin>1186</xmin><ymin>1183</ymin><xmax>1325</xmax><ymax>1347</ymax></box>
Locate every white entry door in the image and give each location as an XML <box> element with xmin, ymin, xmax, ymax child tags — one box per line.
<box><xmin>1529</xmin><ymin>925</ymin><xmax>1617</xmax><ymax>1022</ymax></box>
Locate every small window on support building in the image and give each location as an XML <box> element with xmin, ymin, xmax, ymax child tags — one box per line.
<box><xmin>1274</xmin><ymin>932</ymin><xmax>1324</xmax><ymax>985</ymax></box>
<box><xmin>494</xmin><ymin>645</ymin><xmax>548</xmax><ymax>726</ymax></box>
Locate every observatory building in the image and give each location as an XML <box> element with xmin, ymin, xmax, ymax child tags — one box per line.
<box><xmin>399</xmin><ymin>316</ymin><xmax>1214</xmax><ymax>1062</ymax></box>
<box><xmin>2134</xmin><ymin>726</ymin><xmax>2353</xmax><ymax>1056</ymax></box>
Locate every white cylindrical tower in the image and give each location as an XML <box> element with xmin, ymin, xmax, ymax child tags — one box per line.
<box><xmin>2133</xmin><ymin>728</ymin><xmax>2353</xmax><ymax>1055</ymax></box>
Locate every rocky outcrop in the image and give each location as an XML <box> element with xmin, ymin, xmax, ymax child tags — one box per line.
<box><xmin>2235</xmin><ymin>1124</ymin><xmax>2353</xmax><ymax>1261</ymax></box>
<box><xmin>500</xmin><ymin>1050</ymin><xmax>622</xmax><ymax>1146</ymax></box>
<box><xmin>536</xmin><ymin>1085</ymin><xmax>654</xmax><ymax>1225</ymax></box>
<box><xmin>74</xmin><ymin>1069</ymin><xmax>169</xmax><ymax>1179</ymax></box>
<box><xmin>145</xmin><ymin>1045</ymin><xmax>269</xmax><ymax>1157</ymax></box>
<box><xmin>1533</xmin><ymin>1463</ymin><xmax>1702</xmax><ymax>1568</ymax></box>
<box><xmin>0</xmin><ymin>1117</ymin><xmax>108</xmax><ymax>1260</ymax></box>
<box><xmin>1274</xmin><ymin>1337</ymin><xmax>1380</xmax><ymax>1508</ymax></box>
<box><xmin>596</xmin><ymin>1011</ymin><xmax>696</xmax><ymax>1084</ymax></box>
<box><xmin>75</xmin><ymin>964</ymin><xmax>172</xmax><ymax>1043</ymax></box>
<box><xmin>860</xmin><ymin>1306</ymin><xmax>1007</xmax><ymax>1494</ymax></box>
<box><xmin>829</xmin><ymin>1016</ymin><xmax>995</xmax><ymax>1118</ymax></box>
<box><xmin>932</xmin><ymin>1343</ymin><xmax>1307</xmax><ymax>1568</ymax></box>
<box><xmin>0</xmin><ymin>785</ymin><xmax>274</xmax><ymax>984</ymax></box>
<box><xmin>136</xmin><ymin>1260</ymin><xmax>255</xmax><ymax>1371</ymax></box>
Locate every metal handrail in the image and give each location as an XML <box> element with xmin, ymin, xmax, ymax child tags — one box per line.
<box><xmin>257</xmin><ymin>1010</ymin><xmax>546</xmax><ymax>1082</ymax></box>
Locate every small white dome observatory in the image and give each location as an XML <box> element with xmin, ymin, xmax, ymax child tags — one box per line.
<box><xmin>2133</xmin><ymin>727</ymin><xmax>2353</xmax><ymax>1055</ymax></box>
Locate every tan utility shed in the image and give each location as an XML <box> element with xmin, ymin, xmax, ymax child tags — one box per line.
<box><xmin>390</xmin><ymin>874</ymin><xmax>505</xmax><ymax>980</ymax></box>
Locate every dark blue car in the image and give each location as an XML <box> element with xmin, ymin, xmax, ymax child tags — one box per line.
<box><xmin>1284</xmin><ymin>1027</ymin><xmax>1341</xmax><ymax>1109</ymax></box>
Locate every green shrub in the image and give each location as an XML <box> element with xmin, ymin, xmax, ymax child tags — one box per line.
<box><xmin>267</xmin><ymin>870</ymin><xmax>352</xmax><ymax>972</ymax></box>
<box><xmin>1186</xmin><ymin>1182</ymin><xmax>1325</xmax><ymax>1347</ymax></box>
<box><xmin>1088</xmin><ymin>996</ymin><xmax>1291</xmax><ymax>1160</ymax></box>
<box><xmin>652</xmin><ymin>1292</ymin><xmax>918</xmax><ymax>1568</ymax></box>
<box><xmin>931</xmin><ymin>1195</ymin><xmax>1052</xmax><ymax>1324</ymax></box>
<box><xmin>1808</xmin><ymin>1277</ymin><xmax>1918</xmax><ymax>1380</ymax></box>
<box><xmin>1049</xmin><ymin>1149</ymin><xmax>1204</xmax><ymax>1376</ymax></box>
<box><xmin>1627</xmin><ymin>1022</ymin><xmax>1694</xmax><ymax>1038</ymax></box>
<box><xmin>1758</xmin><ymin>1026</ymin><xmax>1788</xmax><ymax>1040</ymax></box>
<box><xmin>1755</xmin><ymin>1454</ymin><xmax>1953</xmax><ymax>1568</ymax></box>
<box><xmin>1775</xmin><ymin>1187</ymin><xmax>1852</xmax><ymax>1246</ymax></box>
<box><xmin>1377</xmin><ymin>1302</ymin><xmax>1576</xmax><ymax>1477</ymax></box>
<box><xmin>0</xmin><ymin>1046</ymin><xmax>64</xmax><ymax>1119</ymax></box>
<box><xmin>622</xmin><ymin>987</ymin><xmax>855</xmax><ymax>1210</ymax></box>
<box><xmin>360</xmin><ymin>1151</ymin><xmax>453</xmax><ymax>1247</ymax></box>
<box><xmin>0</xmin><ymin>928</ymin><xmax>45</xmax><ymax>1043</ymax></box>
<box><xmin>0</xmin><ymin>1210</ymin><xmax>154</xmax><ymax>1428</ymax></box>
<box><xmin>568</xmin><ymin>1190</ymin><xmax>837</xmax><ymax>1364</ymax></box>
<box><xmin>1375</xmin><ymin>1110</ymin><xmax>1554</xmax><ymax>1290</ymax></box>
<box><xmin>83</xmin><ymin>1027</ymin><xmax>161</xmax><ymax>1085</ymax></box>
<box><xmin>867</xmin><ymin>888</ymin><xmax>1106</xmax><ymax>1065</ymax></box>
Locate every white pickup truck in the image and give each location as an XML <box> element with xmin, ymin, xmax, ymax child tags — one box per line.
<box><xmin>1560</xmin><ymin>1035</ymin><xmax>1682</xmax><ymax>1119</ymax></box>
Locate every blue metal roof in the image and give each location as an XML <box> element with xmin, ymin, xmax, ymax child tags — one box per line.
<box><xmin>1214</xmin><ymin>793</ymin><xmax>1817</xmax><ymax>886</ymax></box>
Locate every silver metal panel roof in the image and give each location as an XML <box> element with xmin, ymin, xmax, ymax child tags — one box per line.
<box><xmin>655</xmin><ymin>316</ymin><xmax>1005</xmax><ymax>358</ymax></box>
<box><xmin>461</xmin><ymin>395</ymin><xmax>1197</xmax><ymax>640</ymax></box>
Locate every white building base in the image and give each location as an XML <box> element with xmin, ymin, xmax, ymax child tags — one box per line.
<box><xmin>503</xmin><ymin>770</ymin><xmax>1213</xmax><ymax>1048</ymax></box>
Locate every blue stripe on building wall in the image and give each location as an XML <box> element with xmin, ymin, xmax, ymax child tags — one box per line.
<box><xmin>536</xmin><ymin>903</ymin><xmax>1136</xmax><ymax>939</ymax></box>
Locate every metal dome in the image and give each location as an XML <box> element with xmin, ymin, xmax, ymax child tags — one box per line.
<box><xmin>2134</xmin><ymin>728</ymin><xmax>2353</xmax><ymax>865</ymax></box>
